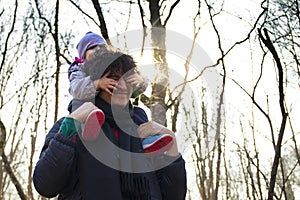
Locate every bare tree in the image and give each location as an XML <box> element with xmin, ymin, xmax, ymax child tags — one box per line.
<box><xmin>1</xmin><ymin>0</ymin><xmax>299</xmax><ymax>199</ymax></box>
<box><xmin>257</xmin><ymin>0</ymin><xmax>299</xmax><ymax>198</ymax></box>
<box><xmin>134</xmin><ymin>0</ymin><xmax>181</xmax><ymax>126</ymax></box>
<box><xmin>0</xmin><ymin>0</ymin><xmax>75</xmax><ymax>198</ymax></box>
<box><xmin>258</xmin><ymin>27</ymin><xmax>288</xmax><ymax>200</ymax></box>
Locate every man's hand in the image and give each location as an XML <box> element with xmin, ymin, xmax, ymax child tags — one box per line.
<box><xmin>138</xmin><ymin>121</ymin><xmax>179</xmax><ymax>156</ymax></box>
<box><xmin>137</xmin><ymin>121</ymin><xmax>169</xmax><ymax>139</ymax></box>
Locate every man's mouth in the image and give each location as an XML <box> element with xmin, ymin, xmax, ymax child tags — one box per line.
<box><xmin>113</xmin><ymin>91</ymin><xmax>129</xmax><ymax>95</ymax></box>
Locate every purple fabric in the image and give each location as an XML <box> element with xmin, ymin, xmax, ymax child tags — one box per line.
<box><xmin>76</xmin><ymin>31</ymin><xmax>106</xmax><ymax>59</ymax></box>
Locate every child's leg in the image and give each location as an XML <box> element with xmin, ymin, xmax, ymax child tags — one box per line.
<box><xmin>82</xmin><ymin>109</ymin><xmax>105</xmax><ymax>141</ymax></box>
<box><xmin>68</xmin><ymin>99</ymin><xmax>85</xmax><ymax>112</ymax></box>
<box><xmin>68</xmin><ymin>99</ymin><xmax>105</xmax><ymax>141</ymax></box>
<box><xmin>142</xmin><ymin>134</ymin><xmax>174</xmax><ymax>155</ymax></box>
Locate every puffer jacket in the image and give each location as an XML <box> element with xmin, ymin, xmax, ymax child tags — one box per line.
<box><xmin>33</xmin><ymin>99</ymin><xmax>187</xmax><ymax>200</ymax></box>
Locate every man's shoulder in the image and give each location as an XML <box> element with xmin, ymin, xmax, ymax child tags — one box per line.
<box><xmin>132</xmin><ymin>106</ymin><xmax>148</xmax><ymax>124</ymax></box>
<box><xmin>133</xmin><ymin>106</ymin><xmax>145</xmax><ymax>112</ymax></box>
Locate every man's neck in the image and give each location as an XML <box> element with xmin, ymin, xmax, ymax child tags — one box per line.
<box><xmin>99</xmin><ymin>91</ymin><xmax>111</xmax><ymax>104</ymax></box>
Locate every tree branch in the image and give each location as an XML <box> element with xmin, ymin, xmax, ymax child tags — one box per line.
<box><xmin>0</xmin><ymin>121</ymin><xmax>27</xmax><ymax>200</ymax></box>
<box><xmin>91</xmin><ymin>0</ymin><xmax>111</xmax><ymax>45</ymax></box>
<box><xmin>258</xmin><ymin>27</ymin><xmax>288</xmax><ymax>200</ymax></box>
<box><xmin>163</xmin><ymin>0</ymin><xmax>180</xmax><ymax>25</ymax></box>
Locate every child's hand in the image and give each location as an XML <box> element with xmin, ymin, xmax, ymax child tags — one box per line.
<box><xmin>93</xmin><ymin>72</ymin><xmax>117</xmax><ymax>95</ymax></box>
<box><xmin>125</xmin><ymin>72</ymin><xmax>144</xmax><ymax>87</ymax></box>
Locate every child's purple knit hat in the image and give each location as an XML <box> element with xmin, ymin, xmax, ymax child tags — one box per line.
<box><xmin>76</xmin><ymin>31</ymin><xmax>107</xmax><ymax>59</ymax></box>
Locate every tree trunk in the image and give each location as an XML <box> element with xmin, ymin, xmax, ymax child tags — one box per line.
<box><xmin>150</xmin><ymin>27</ymin><xmax>169</xmax><ymax>125</ymax></box>
<box><xmin>258</xmin><ymin>28</ymin><xmax>288</xmax><ymax>200</ymax></box>
<box><xmin>148</xmin><ymin>0</ymin><xmax>169</xmax><ymax>125</ymax></box>
<box><xmin>0</xmin><ymin>120</ymin><xmax>27</xmax><ymax>200</ymax></box>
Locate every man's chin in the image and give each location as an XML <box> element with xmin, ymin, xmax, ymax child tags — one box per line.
<box><xmin>111</xmin><ymin>99</ymin><xmax>128</xmax><ymax>107</ymax></box>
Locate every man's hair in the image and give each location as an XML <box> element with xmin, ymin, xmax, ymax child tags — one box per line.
<box><xmin>83</xmin><ymin>49</ymin><xmax>137</xmax><ymax>81</ymax></box>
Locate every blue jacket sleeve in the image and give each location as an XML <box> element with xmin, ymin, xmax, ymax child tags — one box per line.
<box><xmin>134</xmin><ymin>106</ymin><xmax>187</xmax><ymax>199</ymax></box>
<box><xmin>132</xmin><ymin>106</ymin><xmax>148</xmax><ymax>125</ymax></box>
<box><xmin>155</xmin><ymin>154</ymin><xmax>187</xmax><ymax>199</ymax></box>
<box><xmin>33</xmin><ymin>118</ymin><xmax>77</xmax><ymax>198</ymax></box>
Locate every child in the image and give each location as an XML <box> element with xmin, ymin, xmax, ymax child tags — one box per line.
<box><xmin>68</xmin><ymin>31</ymin><xmax>173</xmax><ymax>155</ymax></box>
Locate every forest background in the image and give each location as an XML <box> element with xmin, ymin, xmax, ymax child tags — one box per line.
<box><xmin>0</xmin><ymin>0</ymin><xmax>299</xmax><ymax>199</ymax></box>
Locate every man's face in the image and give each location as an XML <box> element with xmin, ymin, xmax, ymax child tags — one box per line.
<box><xmin>111</xmin><ymin>75</ymin><xmax>133</xmax><ymax>106</ymax></box>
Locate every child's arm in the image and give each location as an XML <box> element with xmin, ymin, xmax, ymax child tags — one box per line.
<box><xmin>68</xmin><ymin>63</ymin><xmax>116</xmax><ymax>99</ymax></box>
<box><xmin>69</xmin><ymin>68</ymin><xmax>97</xmax><ymax>100</ymax></box>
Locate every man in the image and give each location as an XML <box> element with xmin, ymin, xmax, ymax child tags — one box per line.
<box><xmin>33</xmin><ymin>49</ymin><xmax>187</xmax><ymax>199</ymax></box>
